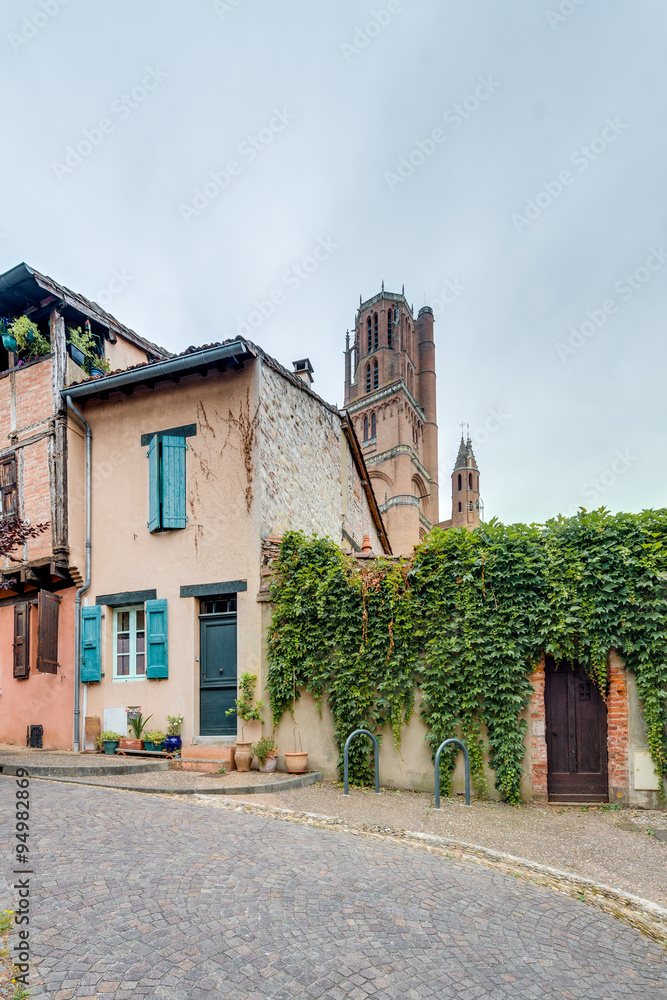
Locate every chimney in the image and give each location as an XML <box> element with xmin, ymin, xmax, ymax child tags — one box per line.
<box><xmin>292</xmin><ymin>358</ymin><xmax>314</xmax><ymax>386</ymax></box>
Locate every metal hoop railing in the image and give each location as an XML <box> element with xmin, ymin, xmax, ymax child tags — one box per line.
<box><xmin>343</xmin><ymin>729</ymin><xmax>380</xmax><ymax>795</ymax></box>
<box><xmin>434</xmin><ymin>738</ymin><xmax>470</xmax><ymax>807</ymax></box>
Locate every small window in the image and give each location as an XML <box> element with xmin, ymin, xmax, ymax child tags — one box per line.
<box><xmin>387</xmin><ymin>311</ymin><xmax>393</xmax><ymax>347</ymax></box>
<box><xmin>363</xmin><ymin>416</ymin><xmax>369</xmax><ymax>441</ymax></box>
<box><xmin>200</xmin><ymin>596</ymin><xmax>237</xmax><ymax>615</ymax></box>
<box><xmin>457</xmin><ymin>473</ymin><xmax>462</xmax><ymax>491</ymax></box>
<box><xmin>469</xmin><ymin>472</ymin><xmax>473</xmax><ymax>489</ymax></box>
<box><xmin>371</xmin><ymin>412</ymin><xmax>376</xmax><ymax>438</ymax></box>
<box><xmin>458</xmin><ymin>501</ymin><xmax>462</xmax><ymax>512</ymax></box>
<box><xmin>0</xmin><ymin>454</ymin><xmax>18</xmax><ymax>517</ymax></box>
<box><xmin>373</xmin><ymin>359</ymin><xmax>379</xmax><ymax>389</ymax></box>
<box><xmin>365</xmin><ymin>364</ymin><xmax>371</xmax><ymax>393</ymax></box>
<box><xmin>13</xmin><ymin>602</ymin><xmax>30</xmax><ymax>679</ymax></box>
<box><xmin>114</xmin><ymin>606</ymin><xmax>146</xmax><ymax>679</ymax></box>
<box><xmin>373</xmin><ymin>313</ymin><xmax>378</xmax><ymax>350</ymax></box>
<box><xmin>367</xmin><ymin>317</ymin><xmax>372</xmax><ymax>353</ymax></box>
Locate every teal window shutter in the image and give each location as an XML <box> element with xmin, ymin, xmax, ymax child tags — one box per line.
<box><xmin>81</xmin><ymin>605</ymin><xmax>102</xmax><ymax>683</ymax></box>
<box><xmin>161</xmin><ymin>435</ymin><xmax>187</xmax><ymax>529</ymax></box>
<box><xmin>145</xmin><ymin>599</ymin><xmax>168</xmax><ymax>678</ymax></box>
<box><xmin>147</xmin><ymin>434</ymin><xmax>160</xmax><ymax>532</ymax></box>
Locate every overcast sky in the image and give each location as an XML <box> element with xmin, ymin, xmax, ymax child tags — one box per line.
<box><xmin>1</xmin><ymin>0</ymin><xmax>665</xmax><ymax>526</ymax></box>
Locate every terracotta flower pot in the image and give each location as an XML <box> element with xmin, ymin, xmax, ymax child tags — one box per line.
<box><xmin>118</xmin><ymin>739</ymin><xmax>143</xmax><ymax>750</ymax></box>
<box><xmin>235</xmin><ymin>741</ymin><xmax>253</xmax><ymax>772</ymax></box>
<box><xmin>259</xmin><ymin>754</ymin><xmax>278</xmax><ymax>773</ymax></box>
<box><xmin>284</xmin><ymin>751</ymin><xmax>308</xmax><ymax>774</ymax></box>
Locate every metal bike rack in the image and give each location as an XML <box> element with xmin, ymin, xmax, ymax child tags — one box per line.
<box><xmin>343</xmin><ymin>729</ymin><xmax>380</xmax><ymax>795</ymax></box>
<box><xmin>434</xmin><ymin>738</ymin><xmax>470</xmax><ymax>808</ymax></box>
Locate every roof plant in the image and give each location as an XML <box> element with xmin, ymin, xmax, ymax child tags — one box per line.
<box><xmin>267</xmin><ymin>510</ymin><xmax>667</xmax><ymax>802</ymax></box>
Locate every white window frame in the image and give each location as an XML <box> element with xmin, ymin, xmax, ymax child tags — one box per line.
<box><xmin>113</xmin><ymin>605</ymin><xmax>146</xmax><ymax>682</ymax></box>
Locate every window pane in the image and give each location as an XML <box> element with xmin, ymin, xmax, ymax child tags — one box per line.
<box><xmin>117</xmin><ymin>635</ymin><xmax>130</xmax><ymax>655</ymax></box>
<box><xmin>135</xmin><ymin>655</ymin><xmax>145</xmax><ymax>675</ymax></box>
<box><xmin>136</xmin><ymin>632</ymin><xmax>145</xmax><ymax>653</ymax></box>
<box><xmin>118</xmin><ymin>611</ymin><xmax>130</xmax><ymax>631</ymax></box>
<box><xmin>117</xmin><ymin>656</ymin><xmax>130</xmax><ymax>676</ymax></box>
<box><xmin>136</xmin><ymin>609</ymin><xmax>145</xmax><ymax>630</ymax></box>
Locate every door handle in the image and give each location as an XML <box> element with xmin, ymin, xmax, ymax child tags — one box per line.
<box><xmin>552</xmin><ymin>731</ymin><xmax>558</xmax><ymax>736</ymax></box>
<box><xmin>219</xmin><ymin>669</ymin><xmax>223</xmax><ymax>674</ymax></box>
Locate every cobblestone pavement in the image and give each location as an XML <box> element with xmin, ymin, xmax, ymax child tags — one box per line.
<box><xmin>1</xmin><ymin>778</ymin><xmax>665</xmax><ymax>1000</ymax></box>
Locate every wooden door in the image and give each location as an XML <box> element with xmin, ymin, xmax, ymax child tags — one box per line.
<box><xmin>199</xmin><ymin>616</ymin><xmax>237</xmax><ymax>736</ymax></box>
<box><xmin>545</xmin><ymin>657</ymin><xmax>608</xmax><ymax>802</ymax></box>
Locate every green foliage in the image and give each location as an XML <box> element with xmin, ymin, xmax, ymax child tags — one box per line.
<box><xmin>252</xmin><ymin>736</ymin><xmax>278</xmax><ymax>765</ymax></box>
<box><xmin>9</xmin><ymin>315</ymin><xmax>51</xmax><ymax>358</ymax></box>
<box><xmin>227</xmin><ymin>672</ymin><xmax>263</xmax><ymax>738</ymax></box>
<box><xmin>267</xmin><ymin>512</ymin><xmax>667</xmax><ymax>800</ymax></box>
<box><xmin>167</xmin><ymin>714</ymin><xmax>183</xmax><ymax>735</ymax></box>
<box><xmin>144</xmin><ymin>730</ymin><xmax>166</xmax><ymax>744</ymax></box>
<box><xmin>95</xmin><ymin>731</ymin><xmax>122</xmax><ymax>748</ymax></box>
<box><xmin>68</xmin><ymin>324</ymin><xmax>110</xmax><ymax>374</ymax></box>
<box><xmin>127</xmin><ymin>712</ymin><xmax>152</xmax><ymax>739</ymax></box>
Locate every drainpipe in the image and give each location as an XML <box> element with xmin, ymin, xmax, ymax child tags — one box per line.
<box><xmin>66</xmin><ymin>396</ymin><xmax>91</xmax><ymax>753</ymax></box>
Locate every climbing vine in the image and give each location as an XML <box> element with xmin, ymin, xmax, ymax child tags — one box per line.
<box><xmin>267</xmin><ymin>510</ymin><xmax>667</xmax><ymax>802</ymax></box>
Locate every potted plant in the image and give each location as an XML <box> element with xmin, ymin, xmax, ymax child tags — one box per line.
<box><xmin>226</xmin><ymin>672</ymin><xmax>263</xmax><ymax>772</ymax></box>
<box><xmin>96</xmin><ymin>731</ymin><xmax>122</xmax><ymax>755</ymax></box>
<box><xmin>119</xmin><ymin>711</ymin><xmax>152</xmax><ymax>750</ymax></box>
<box><xmin>252</xmin><ymin>736</ymin><xmax>279</xmax><ymax>773</ymax></box>
<box><xmin>5</xmin><ymin>315</ymin><xmax>51</xmax><ymax>362</ymax></box>
<box><xmin>67</xmin><ymin>321</ymin><xmax>110</xmax><ymax>376</ymax></box>
<box><xmin>165</xmin><ymin>714</ymin><xmax>183</xmax><ymax>754</ymax></box>
<box><xmin>144</xmin><ymin>729</ymin><xmax>166</xmax><ymax>751</ymax></box>
<box><xmin>284</xmin><ymin>665</ymin><xmax>308</xmax><ymax>773</ymax></box>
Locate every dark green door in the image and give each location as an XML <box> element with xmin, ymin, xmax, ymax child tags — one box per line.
<box><xmin>199</xmin><ymin>615</ymin><xmax>237</xmax><ymax>735</ymax></box>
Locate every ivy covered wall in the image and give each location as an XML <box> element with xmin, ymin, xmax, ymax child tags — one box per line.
<box><xmin>267</xmin><ymin>510</ymin><xmax>667</xmax><ymax>803</ymax></box>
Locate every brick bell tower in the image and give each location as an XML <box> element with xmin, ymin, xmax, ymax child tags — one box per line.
<box><xmin>344</xmin><ymin>284</ymin><xmax>439</xmax><ymax>554</ymax></box>
<box><xmin>451</xmin><ymin>432</ymin><xmax>481</xmax><ymax>528</ymax></box>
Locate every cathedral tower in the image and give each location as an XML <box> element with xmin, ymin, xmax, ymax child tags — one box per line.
<box><xmin>344</xmin><ymin>286</ymin><xmax>439</xmax><ymax>553</ymax></box>
<box><xmin>451</xmin><ymin>433</ymin><xmax>481</xmax><ymax>528</ymax></box>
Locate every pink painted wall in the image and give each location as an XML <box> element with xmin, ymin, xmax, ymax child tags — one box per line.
<box><xmin>0</xmin><ymin>587</ymin><xmax>76</xmax><ymax>749</ymax></box>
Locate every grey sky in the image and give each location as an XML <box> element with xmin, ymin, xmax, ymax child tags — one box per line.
<box><xmin>2</xmin><ymin>0</ymin><xmax>664</xmax><ymax>526</ymax></box>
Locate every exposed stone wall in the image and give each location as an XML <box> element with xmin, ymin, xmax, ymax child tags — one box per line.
<box><xmin>528</xmin><ymin>656</ymin><xmax>548</xmax><ymax>801</ymax></box>
<box><xmin>258</xmin><ymin>362</ymin><xmax>381</xmax><ymax>552</ymax></box>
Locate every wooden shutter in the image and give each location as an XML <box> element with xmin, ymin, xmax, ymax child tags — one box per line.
<box><xmin>145</xmin><ymin>598</ymin><xmax>168</xmax><ymax>678</ymax></box>
<box><xmin>1</xmin><ymin>454</ymin><xmax>18</xmax><ymax>517</ymax></box>
<box><xmin>161</xmin><ymin>436</ymin><xmax>187</xmax><ymax>529</ymax></box>
<box><xmin>147</xmin><ymin>434</ymin><xmax>160</xmax><ymax>532</ymax></box>
<box><xmin>37</xmin><ymin>591</ymin><xmax>60</xmax><ymax>673</ymax></box>
<box><xmin>13</xmin><ymin>603</ymin><xmax>30</xmax><ymax>678</ymax></box>
<box><xmin>81</xmin><ymin>605</ymin><xmax>102</xmax><ymax>682</ymax></box>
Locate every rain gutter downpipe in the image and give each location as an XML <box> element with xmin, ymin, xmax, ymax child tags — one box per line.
<box><xmin>65</xmin><ymin>396</ymin><xmax>91</xmax><ymax>753</ymax></box>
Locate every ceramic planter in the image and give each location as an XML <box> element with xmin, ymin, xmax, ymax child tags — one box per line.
<box><xmin>2</xmin><ymin>334</ymin><xmax>17</xmax><ymax>352</ymax></box>
<box><xmin>164</xmin><ymin>735</ymin><xmax>182</xmax><ymax>753</ymax></box>
<box><xmin>284</xmin><ymin>751</ymin><xmax>308</xmax><ymax>774</ymax></box>
<box><xmin>102</xmin><ymin>740</ymin><xmax>119</xmax><ymax>755</ymax></box>
<box><xmin>259</xmin><ymin>754</ymin><xmax>278</xmax><ymax>773</ymax></box>
<box><xmin>89</xmin><ymin>365</ymin><xmax>105</xmax><ymax>378</ymax></box>
<box><xmin>144</xmin><ymin>741</ymin><xmax>165</xmax><ymax>752</ymax></box>
<box><xmin>118</xmin><ymin>738</ymin><xmax>143</xmax><ymax>751</ymax></box>
<box><xmin>235</xmin><ymin>741</ymin><xmax>253</xmax><ymax>772</ymax></box>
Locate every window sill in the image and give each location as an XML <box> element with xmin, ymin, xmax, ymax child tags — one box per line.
<box><xmin>112</xmin><ymin>676</ymin><xmax>146</xmax><ymax>683</ymax></box>
<box><xmin>362</xmin><ymin>437</ymin><xmax>377</xmax><ymax>448</ymax></box>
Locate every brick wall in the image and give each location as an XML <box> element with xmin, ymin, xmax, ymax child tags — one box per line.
<box><xmin>0</xmin><ymin>358</ymin><xmax>55</xmax><ymax>570</ymax></box>
<box><xmin>607</xmin><ymin>651</ymin><xmax>629</xmax><ymax>801</ymax></box>
<box><xmin>259</xmin><ymin>362</ymin><xmax>381</xmax><ymax>552</ymax></box>
<box><xmin>528</xmin><ymin>656</ymin><xmax>548</xmax><ymax>801</ymax></box>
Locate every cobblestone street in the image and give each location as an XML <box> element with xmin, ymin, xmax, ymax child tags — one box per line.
<box><xmin>1</xmin><ymin>778</ymin><xmax>665</xmax><ymax>999</ymax></box>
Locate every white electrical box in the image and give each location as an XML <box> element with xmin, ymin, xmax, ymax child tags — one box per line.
<box><xmin>633</xmin><ymin>750</ymin><xmax>661</xmax><ymax>791</ymax></box>
<box><xmin>104</xmin><ymin>706</ymin><xmax>128</xmax><ymax>736</ymax></box>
